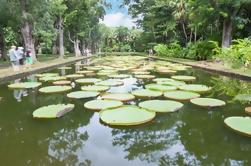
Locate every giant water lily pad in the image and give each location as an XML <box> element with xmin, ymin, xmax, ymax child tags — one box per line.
<box><xmin>99</xmin><ymin>105</ymin><xmax>156</xmax><ymax>126</ymax></box>
<box><xmin>35</xmin><ymin>73</ymin><xmax>59</xmax><ymax>78</ymax></box>
<box><xmin>76</xmin><ymin>70</ymin><xmax>95</xmax><ymax>74</ymax></box>
<box><xmin>67</xmin><ymin>91</ymin><xmax>99</xmax><ymax>99</ymax></box>
<box><xmin>171</xmin><ymin>75</ymin><xmax>196</xmax><ymax>81</ymax></box>
<box><xmin>157</xmin><ymin>69</ymin><xmax>177</xmax><ymax>74</ymax></box>
<box><xmin>39</xmin><ymin>86</ymin><xmax>72</xmax><ymax>94</ymax></box>
<box><xmin>109</xmin><ymin>74</ymin><xmax>130</xmax><ymax>79</ymax></box>
<box><xmin>76</xmin><ymin>78</ymin><xmax>102</xmax><ymax>85</ymax></box>
<box><xmin>39</xmin><ymin>76</ymin><xmax>66</xmax><ymax>82</ymax></box>
<box><xmin>134</xmin><ymin>75</ymin><xmax>155</xmax><ymax>79</ymax></box>
<box><xmin>58</xmin><ymin>66</ymin><xmax>72</xmax><ymax>70</ymax></box>
<box><xmin>8</xmin><ymin>82</ymin><xmax>42</xmax><ymax>89</ymax></box>
<box><xmin>131</xmin><ymin>89</ymin><xmax>162</xmax><ymax>98</ymax></box>
<box><xmin>33</xmin><ymin>104</ymin><xmax>74</xmax><ymax>118</ymax></box>
<box><xmin>81</xmin><ymin>85</ymin><xmax>110</xmax><ymax>92</ymax></box>
<box><xmin>179</xmin><ymin>84</ymin><xmax>212</xmax><ymax>93</ymax></box>
<box><xmin>95</xmin><ymin>80</ymin><xmax>124</xmax><ymax>86</ymax></box>
<box><xmin>153</xmin><ymin>78</ymin><xmax>175</xmax><ymax>82</ymax></box>
<box><xmin>190</xmin><ymin>98</ymin><xmax>226</xmax><ymax>107</ymax></box>
<box><xmin>139</xmin><ymin>100</ymin><xmax>183</xmax><ymax>113</ymax></box>
<box><xmin>132</xmin><ymin>71</ymin><xmax>150</xmax><ymax>75</ymax></box>
<box><xmin>164</xmin><ymin>90</ymin><xmax>200</xmax><ymax>101</ymax></box>
<box><xmin>66</xmin><ymin>74</ymin><xmax>84</xmax><ymax>79</ymax></box>
<box><xmin>84</xmin><ymin>99</ymin><xmax>123</xmax><ymax>110</ymax></box>
<box><xmin>101</xmin><ymin>93</ymin><xmax>135</xmax><ymax>102</ymax></box>
<box><xmin>53</xmin><ymin>80</ymin><xmax>71</xmax><ymax>85</ymax></box>
<box><xmin>224</xmin><ymin>117</ymin><xmax>251</xmax><ymax>137</ymax></box>
<box><xmin>157</xmin><ymin>80</ymin><xmax>186</xmax><ymax>87</ymax></box>
<box><xmin>145</xmin><ymin>84</ymin><xmax>177</xmax><ymax>92</ymax></box>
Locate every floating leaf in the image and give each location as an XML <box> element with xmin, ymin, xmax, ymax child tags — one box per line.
<box><xmin>95</xmin><ymin>80</ymin><xmax>124</xmax><ymax>86</ymax></box>
<box><xmin>39</xmin><ymin>76</ymin><xmax>66</xmax><ymax>82</ymax></box>
<box><xmin>131</xmin><ymin>89</ymin><xmax>162</xmax><ymax>98</ymax></box>
<box><xmin>101</xmin><ymin>93</ymin><xmax>135</xmax><ymax>102</ymax></box>
<box><xmin>81</xmin><ymin>85</ymin><xmax>110</xmax><ymax>92</ymax></box>
<box><xmin>35</xmin><ymin>73</ymin><xmax>59</xmax><ymax>78</ymax></box>
<box><xmin>67</xmin><ymin>91</ymin><xmax>99</xmax><ymax>99</ymax></box>
<box><xmin>157</xmin><ymin>80</ymin><xmax>186</xmax><ymax>87</ymax></box>
<box><xmin>33</xmin><ymin>104</ymin><xmax>74</xmax><ymax>118</ymax></box>
<box><xmin>171</xmin><ymin>75</ymin><xmax>196</xmax><ymax>81</ymax></box>
<box><xmin>224</xmin><ymin>117</ymin><xmax>251</xmax><ymax>137</ymax></box>
<box><xmin>164</xmin><ymin>90</ymin><xmax>200</xmax><ymax>101</ymax></box>
<box><xmin>8</xmin><ymin>82</ymin><xmax>42</xmax><ymax>89</ymax></box>
<box><xmin>132</xmin><ymin>71</ymin><xmax>150</xmax><ymax>75</ymax></box>
<box><xmin>39</xmin><ymin>86</ymin><xmax>72</xmax><ymax>93</ymax></box>
<box><xmin>109</xmin><ymin>74</ymin><xmax>130</xmax><ymax>79</ymax></box>
<box><xmin>58</xmin><ymin>67</ymin><xmax>72</xmax><ymax>70</ymax></box>
<box><xmin>99</xmin><ymin>105</ymin><xmax>156</xmax><ymax>126</ymax></box>
<box><xmin>53</xmin><ymin>80</ymin><xmax>71</xmax><ymax>85</ymax></box>
<box><xmin>65</xmin><ymin>74</ymin><xmax>84</xmax><ymax>79</ymax></box>
<box><xmin>179</xmin><ymin>84</ymin><xmax>212</xmax><ymax>93</ymax></box>
<box><xmin>190</xmin><ymin>98</ymin><xmax>226</xmax><ymax>107</ymax></box>
<box><xmin>139</xmin><ymin>100</ymin><xmax>183</xmax><ymax>113</ymax></box>
<box><xmin>76</xmin><ymin>70</ymin><xmax>95</xmax><ymax>74</ymax></box>
<box><xmin>153</xmin><ymin>78</ymin><xmax>175</xmax><ymax>82</ymax></box>
<box><xmin>134</xmin><ymin>75</ymin><xmax>155</xmax><ymax>79</ymax></box>
<box><xmin>84</xmin><ymin>99</ymin><xmax>123</xmax><ymax>110</ymax></box>
<box><xmin>76</xmin><ymin>78</ymin><xmax>102</xmax><ymax>85</ymax></box>
<box><xmin>145</xmin><ymin>84</ymin><xmax>177</xmax><ymax>92</ymax></box>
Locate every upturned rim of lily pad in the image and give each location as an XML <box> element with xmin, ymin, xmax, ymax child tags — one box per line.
<box><xmin>145</xmin><ymin>84</ymin><xmax>177</xmax><ymax>92</ymax></box>
<box><xmin>65</xmin><ymin>74</ymin><xmax>84</xmax><ymax>79</ymax></box>
<box><xmin>39</xmin><ymin>76</ymin><xmax>66</xmax><ymax>82</ymax></box>
<box><xmin>139</xmin><ymin>100</ymin><xmax>183</xmax><ymax>113</ymax></box>
<box><xmin>131</xmin><ymin>89</ymin><xmax>163</xmax><ymax>98</ymax></box>
<box><xmin>81</xmin><ymin>85</ymin><xmax>110</xmax><ymax>92</ymax></box>
<box><xmin>75</xmin><ymin>78</ymin><xmax>102</xmax><ymax>85</ymax></box>
<box><xmin>8</xmin><ymin>82</ymin><xmax>42</xmax><ymax>89</ymax></box>
<box><xmin>95</xmin><ymin>80</ymin><xmax>124</xmax><ymax>86</ymax></box>
<box><xmin>53</xmin><ymin>80</ymin><xmax>71</xmax><ymax>85</ymax></box>
<box><xmin>39</xmin><ymin>86</ymin><xmax>72</xmax><ymax>94</ymax></box>
<box><xmin>33</xmin><ymin>104</ymin><xmax>74</xmax><ymax>119</ymax></box>
<box><xmin>99</xmin><ymin>105</ymin><xmax>156</xmax><ymax>126</ymax></box>
<box><xmin>190</xmin><ymin>98</ymin><xmax>226</xmax><ymax>107</ymax></box>
<box><xmin>134</xmin><ymin>74</ymin><xmax>156</xmax><ymax>79</ymax></box>
<box><xmin>84</xmin><ymin>99</ymin><xmax>123</xmax><ymax>110</ymax></box>
<box><xmin>101</xmin><ymin>93</ymin><xmax>135</xmax><ymax>102</ymax></box>
<box><xmin>224</xmin><ymin>116</ymin><xmax>251</xmax><ymax>137</ymax></box>
<box><xmin>67</xmin><ymin>91</ymin><xmax>99</xmax><ymax>99</ymax></box>
<box><xmin>164</xmin><ymin>90</ymin><xmax>200</xmax><ymax>101</ymax></box>
<box><xmin>171</xmin><ymin>75</ymin><xmax>196</xmax><ymax>81</ymax></box>
<box><xmin>179</xmin><ymin>84</ymin><xmax>212</xmax><ymax>93</ymax></box>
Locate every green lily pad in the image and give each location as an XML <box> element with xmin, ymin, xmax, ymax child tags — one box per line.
<box><xmin>179</xmin><ymin>84</ymin><xmax>212</xmax><ymax>93</ymax></box>
<box><xmin>99</xmin><ymin>105</ymin><xmax>156</xmax><ymax>126</ymax></box>
<box><xmin>131</xmin><ymin>89</ymin><xmax>163</xmax><ymax>98</ymax></box>
<box><xmin>157</xmin><ymin>69</ymin><xmax>177</xmax><ymax>74</ymax></box>
<box><xmin>101</xmin><ymin>93</ymin><xmax>135</xmax><ymax>102</ymax></box>
<box><xmin>164</xmin><ymin>90</ymin><xmax>200</xmax><ymax>101</ymax></box>
<box><xmin>153</xmin><ymin>78</ymin><xmax>175</xmax><ymax>82</ymax></box>
<box><xmin>65</xmin><ymin>74</ymin><xmax>84</xmax><ymax>79</ymax></box>
<box><xmin>145</xmin><ymin>84</ymin><xmax>177</xmax><ymax>92</ymax></box>
<box><xmin>234</xmin><ymin>94</ymin><xmax>251</xmax><ymax>102</ymax></box>
<box><xmin>81</xmin><ymin>85</ymin><xmax>110</xmax><ymax>92</ymax></box>
<box><xmin>134</xmin><ymin>75</ymin><xmax>155</xmax><ymax>79</ymax></box>
<box><xmin>35</xmin><ymin>73</ymin><xmax>59</xmax><ymax>78</ymax></box>
<box><xmin>84</xmin><ymin>99</ymin><xmax>123</xmax><ymax>110</ymax></box>
<box><xmin>139</xmin><ymin>100</ymin><xmax>183</xmax><ymax>113</ymax></box>
<box><xmin>132</xmin><ymin>71</ymin><xmax>150</xmax><ymax>75</ymax></box>
<box><xmin>33</xmin><ymin>104</ymin><xmax>74</xmax><ymax>119</ymax></box>
<box><xmin>58</xmin><ymin>66</ymin><xmax>72</xmax><ymax>70</ymax></box>
<box><xmin>157</xmin><ymin>80</ymin><xmax>186</xmax><ymax>87</ymax></box>
<box><xmin>39</xmin><ymin>86</ymin><xmax>72</xmax><ymax>94</ymax></box>
<box><xmin>76</xmin><ymin>78</ymin><xmax>102</xmax><ymax>85</ymax></box>
<box><xmin>67</xmin><ymin>91</ymin><xmax>99</xmax><ymax>99</ymax></box>
<box><xmin>8</xmin><ymin>82</ymin><xmax>42</xmax><ymax>89</ymax></box>
<box><xmin>39</xmin><ymin>76</ymin><xmax>66</xmax><ymax>82</ymax></box>
<box><xmin>190</xmin><ymin>98</ymin><xmax>226</xmax><ymax>107</ymax></box>
<box><xmin>109</xmin><ymin>74</ymin><xmax>130</xmax><ymax>79</ymax></box>
<box><xmin>76</xmin><ymin>70</ymin><xmax>95</xmax><ymax>74</ymax></box>
<box><xmin>85</xmin><ymin>66</ymin><xmax>102</xmax><ymax>71</ymax></box>
<box><xmin>224</xmin><ymin>117</ymin><xmax>251</xmax><ymax>137</ymax></box>
<box><xmin>53</xmin><ymin>80</ymin><xmax>71</xmax><ymax>85</ymax></box>
<box><xmin>171</xmin><ymin>75</ymin><xmax>196</xmax><ymax>81</ymax></box>
<box><xmin>95</xmin><ymin>80</ymin><xmax>124</xmax><ymax>86</ymax></box>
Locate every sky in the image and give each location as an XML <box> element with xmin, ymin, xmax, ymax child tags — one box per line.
<box><xmin>99</xmin><ymin>0</ymin><xmax>136</xmax><ymax>29</ymax></box>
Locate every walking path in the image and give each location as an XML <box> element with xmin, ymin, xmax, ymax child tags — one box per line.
<box><xmin>0</xmin><ymin>56</ymin><xmax>93</xmax><ymax>83</ymax></box>
<box><xmin>150</xmin><ymin>56</ymin><xmax>251</xmax><ymax>81</ymax></box>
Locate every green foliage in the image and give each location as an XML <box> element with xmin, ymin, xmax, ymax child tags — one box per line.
<box><xmin>213</xmin><ymin>39</ymin><xmax>251</xmax><ymax>68</ymax></box>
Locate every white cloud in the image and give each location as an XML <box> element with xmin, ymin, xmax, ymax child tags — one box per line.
<box><xmin>100</xmin><ymin>12</ymin><xmax>136</xmax><ymax>29</ymax></box>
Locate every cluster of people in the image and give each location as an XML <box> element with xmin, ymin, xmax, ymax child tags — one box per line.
<box><xmin>8</xmin><ymin>45</ymin><xmax>33</xmax><ymax>71</ymax></box>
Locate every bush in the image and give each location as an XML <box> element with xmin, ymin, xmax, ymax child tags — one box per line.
<box><xmin>154</xmin><ymin>44</ymin><xmax>168</xmax><ymax>56</ymax></box>
<box><xmin>154</xmin><ymin>41</ymin><xmax>182</xmax><ymax>57</ymax></box>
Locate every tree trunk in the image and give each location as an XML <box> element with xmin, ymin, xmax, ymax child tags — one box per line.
<box><xmin>52</xmin><ymin>41</ymin><xmax>59</xmax><ymax>55</ymax></box>
<box><xmin>74</xmin><ymin>39</ymin><xmax>81</xmax><ymax>57</ymax></box>
<box><xmin>182</xmin><ymin>22</ymin><xmax>188</xmax><ymax>43</ymax></box>
<box><xmin>58</xmin><ymin>15</ymin><xmax>64</xmax><ymax>58</ymax></box>
<box><xmin>0</xmin><ymin>27</ymin><xmax>7</xmax><ymax>61</ymax></box>
<box><xmin>222</xmin><ymin>17</ymin><xmax>232</xmax><ymax>48</ymax></box>
<box><xmin>20</xmin><ymin>0</ymin><xmax>37</xmax><ymax>62</ymax></box>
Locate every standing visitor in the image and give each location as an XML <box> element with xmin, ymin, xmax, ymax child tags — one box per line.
<box><xmin>8</xmin><ymin>45</ymin><xmax>19</xmax><ymax>71</ymax></box>
<box><xmin>17</xmin><ymin>47</ymin><xmax>24</xmax><ymax>65</ymax></box>
<box><xmin>25</xmin><ymin>49</ymin><xmax>33</xmax><ymax>68</ymax></box>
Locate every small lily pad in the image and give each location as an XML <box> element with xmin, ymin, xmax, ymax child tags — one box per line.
<box><xmin>8</xmin><ymin>82</ymin><xmax>42</xmax><ymax>89</ymax></box>
<box><xmin>157</xmin><ymin>80</ymin><xmax>186</xmax><ymax>87</ymax></box>
<box><xmin>66</xmin><ymin>74</ymin><xmax>84</xmax><ymax>79</ymax></box>
<box><xmin>58</xmin><ymin>66</ymin><xmax>72</xmax><ymax>70</ymax></box>
<box><xmin>53</xmin><ymin>80</ymin><xmax>71</xmax><ymax>85</ymax></box>
<box><xmin>132</xmin><ymin>71</ymin><xmax>150</xmax><ymax>75</ymax></box>
<box><xmin>67</xmin><ymin>91</ymin><xmax>99</xmax><ymax>99</ymax></box>
<box><xmin>153</xmin><ymin>78</ymin><xmax>175</xmax><ymax>82</ymax></box>
<box><xmin>224</xmin><ymin>117</ymin><xmax>251</xmax><ymax>137</ymax></box>
<box><xmin>76</xmin><ymin>78</ymin><xmax>102</xmax><ymax>85</ymax></box>
<box><xmin>99</xmin><ymin>105</ymin><xmax>156</xmax><ymax>126</ymax></box>
<box><xmin>39</xmin><ymin>76</ymin><xmax>66</xmax><ymax>82</ymax></box>
<box><xmin>139</xmin><ymin>100</ymin><xmax>183</xmax><ymax>113</ymax></box>
<box><xmin>76</xmin><ymin>70</ymin><xmax>95</xmax><ymax>74</ymax></box>
<box><xmin>164</xmin><ymin>90</ymin><xmax>200</xmax><ymax>101</ymax></box>
<box><xmin>179</xmin><ymin>84</ymin><xmax>212</xmax><ymax>93</ymax></box>
<box><xmin>157</xmin><ymin>69</ymin><xmax>177</xmax><ymax>74</ymax></box>
<box><xmin>35</xmin><ymin>73</ymin><xmax>59</xmax><ymax>78</ymax></box>
<box><xmin>145</xmin><ymin>84</ymin><xmax>177</xmax><ymax>92</ymax></box>
<box><xmin>171</xmin><ymin>75</ymin><xmax>196</xmax><ymax>81</ymax></box>
<box><xmin>33</xmin><ymin>104</ymin><xmax>74</xmax><ymax>118</ymax></box>
<box><xmin>95</xmin><ymin>80</ymin><xmax>124</xmax><ymax>86</ymax></box>
<box><xmin>190</xmin><ymin>98</ymin><xmax>226</xmax><ymax>107</ymax></box>
<box><xmin>39</xmin><ymin>86</ymin><xmax>72</xmax><ymax>94</ymax></box>
<box><xmin>131</xmin><ymin>89</ymin><xmax>162</xmax><ymax>98</ymax></box>
<box><xmin>134</xmin><ymin>75</ymin><xmax>155</xmax><ymax>79</ymax></box>
<box><xmin>101</xmin><ymin>93</ymin><xmax>135</xmax><ymax>102</ymax></box>
<box><xmin>84</xmin><ymin>99</ymin><xmax>123</xmax><ymax>110</ymax></box>
<box><xmin>81</xmin><ymin>85</ymin><xmax>110</xmax><ymax>92</ymax></box>
<box><xmin>109</xmin><ymin>74</ymin><xmax>130</xmax><ymax>79</ymax></box>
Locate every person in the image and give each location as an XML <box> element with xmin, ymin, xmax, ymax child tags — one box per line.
<box><xmin>149</xmin><ymin>49</ymin><xmax>153</xmax><ymax>56</ymax></box>
<box><xmin>17</xmin><ymin>47</ymin><xmax>24</xmax><ymax>65</ymax></box>
<box><xmin>25</xmin><ymin>49</ymin><xmax>33</xmax><ymax>68</ymax></box>
<box><xmin>8</xmin><ymin>45</ymin><xmax>19</xmax><ymax>71</ymax></box>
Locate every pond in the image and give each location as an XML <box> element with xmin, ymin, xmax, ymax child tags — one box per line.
<box><xmin>0</xmin><ymin>55</ymin><xmax>251</xmax><ymax>166</ymax></box>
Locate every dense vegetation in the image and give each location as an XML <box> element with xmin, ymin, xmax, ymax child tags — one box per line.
<box><xmin>0</xmin><ymin>0</ymin><xmax>251</xmax><ymax>69</ymax></box>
